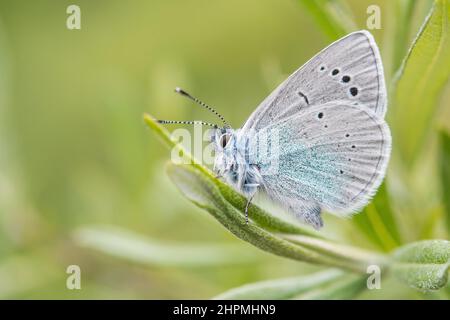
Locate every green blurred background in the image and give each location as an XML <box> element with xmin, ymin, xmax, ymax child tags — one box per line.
<box><xmin>0</xmin><ymin>0</ymin><xmax>448</xmax><ymax>299</ymax></box>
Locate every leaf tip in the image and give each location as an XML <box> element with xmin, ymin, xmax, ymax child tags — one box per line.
<box><xmin>143</xmin><ymin>112</ymin><xmax>156</xmax><ymax>127</ymax></box>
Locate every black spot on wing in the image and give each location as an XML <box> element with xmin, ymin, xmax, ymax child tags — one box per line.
<box><xmin>350</xmin><ymin>87</ymin><xmax>359</xmax><ymax>96</ymax></box>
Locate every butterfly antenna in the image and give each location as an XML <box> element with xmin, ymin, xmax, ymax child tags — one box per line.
<box><xmin>175</xmin><ymin>87</ymin><xmax>229</xmax><ymax>127</ymax></box>
<box><xmin>157</xmin><ymin>119</ymin><xmax>218</xmax><ymax>128</ymax></box>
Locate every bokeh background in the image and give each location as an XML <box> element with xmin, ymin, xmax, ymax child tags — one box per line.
<box><xmin>0</xmin><ymin>0</ymin><xmax>448</xmax><ymax>299</ymax></box>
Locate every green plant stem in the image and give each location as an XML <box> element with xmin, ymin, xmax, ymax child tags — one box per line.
<box><xmin>282</xmin><ymin>234</ymin><xmax>389</xmax><ymax>270</ymax></box>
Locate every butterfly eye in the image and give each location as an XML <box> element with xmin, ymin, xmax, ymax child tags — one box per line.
<box><xmin>219</xmin><ymin>134</ymin><xmax>231</xmax><ymax>148</ymax></box>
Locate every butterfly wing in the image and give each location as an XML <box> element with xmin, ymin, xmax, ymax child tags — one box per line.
<box><xmin>254</xmin><ymin>101</ymin><xmax>391</xmax><ymax>229</ymax></box>
<box><xmin>242</xmin><ymin>30</ymin><xmax>387</xmax><ymax>133</ymax></box>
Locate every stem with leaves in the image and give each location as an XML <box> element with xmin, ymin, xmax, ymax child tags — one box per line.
<box><xmin>144</xmin><ymin>113</ymin><xmax>449</xmax><ymax>292</ymax></box>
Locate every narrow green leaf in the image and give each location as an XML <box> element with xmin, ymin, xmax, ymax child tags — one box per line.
<box><xmin>74</xmin><ymin>226</ymin><xmax>261</xmax><ymax>267</ymax></box>
<box><xmin>353</xmin><ymin>184</ymin><xmax>401</xmax><ymax>251</ymax></box>
<box><xmin>392</xmin><ymin>0</ymin><xmax>450</xmax><ymax>165</ymax></box>
<box><xmin>143</xmin><ymin>113</ymin><xmax>194</xmax><ymax>163</ymax></box>
<box><xmin>282</xmin><ymin>234</ymin><xmax>388</xmax><ymax>269</ymax></box>
<box><xmin>297</xmin><ymin>0</ymin><xmax>356</xmax><ymax>40</ymax></box>
<box><xmin>439</xmin><ymin>130</ymin><xmax>450</xmax><ymax>236</ymax></box>
<box><xmin>392</xmin><ymin>240</ymin><xmax>450</xmax><ymax>290</ymax></box>
<box><xmin>212</xmin><ymin>269</ymin><xmax>345</xmax><ymax>300</ymax></box>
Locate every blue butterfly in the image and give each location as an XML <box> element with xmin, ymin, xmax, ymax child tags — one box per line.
<box><xmin>158</xmin><ymin>30</ymin><xmax>391</xmax><ymax>229</ymax></box>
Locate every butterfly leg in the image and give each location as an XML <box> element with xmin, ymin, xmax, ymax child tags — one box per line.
<box><xmin>244</xmin><ymin>195</ymin><xmax>254</xmax><ymax>225</ymax></box>
<box><xmin>243</xmin><ymin>184</ymin><xmax>259</xmax><ymax>224</ymax></box>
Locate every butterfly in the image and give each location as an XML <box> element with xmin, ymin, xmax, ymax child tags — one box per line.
<box><xmin>158</xmin><ymin>30</ymin><xmax>391</xmax><ymax>229</ymax></box>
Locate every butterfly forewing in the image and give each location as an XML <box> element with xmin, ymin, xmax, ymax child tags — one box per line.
<box><xmin>242</xmin><ymin>30</ymin><xmax>387</xmax><ymax>133</ymax></box>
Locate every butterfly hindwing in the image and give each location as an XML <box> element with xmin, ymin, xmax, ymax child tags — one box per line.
<box><xmin>255</xmin><ymin>101</ymin><xmax>391</xmax><ymax>225</ymax></box>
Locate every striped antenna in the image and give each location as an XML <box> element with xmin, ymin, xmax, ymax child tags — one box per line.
<box><xmin>175</xmin><ymin>87</ymin><xmax>229</xmax><ymax>127</ymax></box>
<box><xmin>157</xmin><ymin>119</ymin><xmax>218</xmax><ymax>128</ymax></box>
